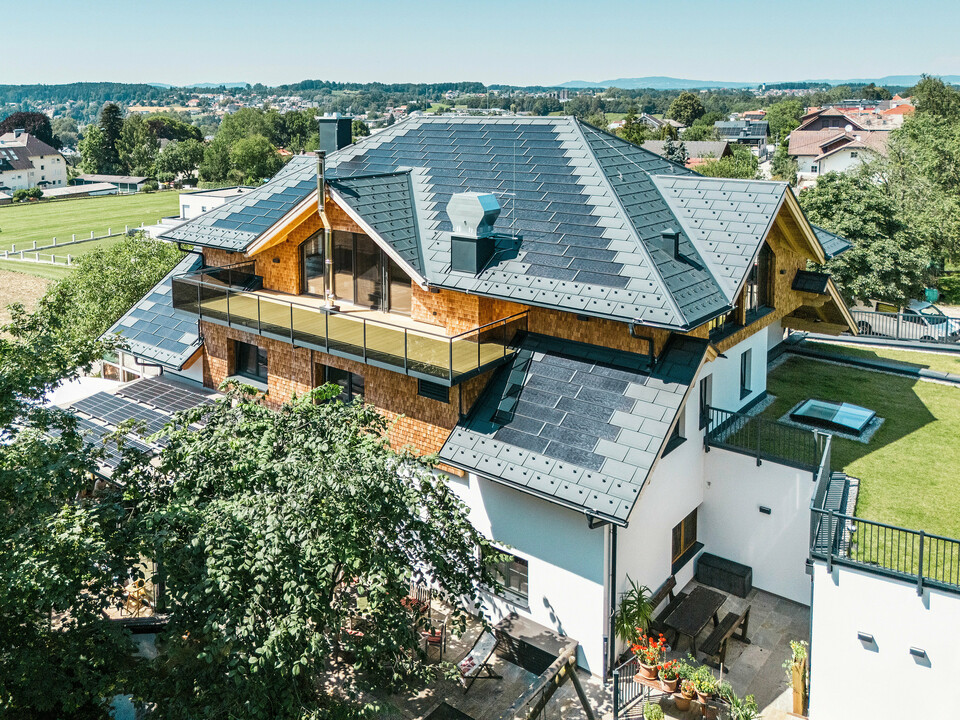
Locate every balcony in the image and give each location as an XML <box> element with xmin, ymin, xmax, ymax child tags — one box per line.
<box><xmin>171</xmin><ymin>265</ymin><xmax>527</xmax><ymax>385</ymax></box>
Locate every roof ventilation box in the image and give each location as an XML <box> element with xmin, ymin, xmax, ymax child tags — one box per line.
<box><xmin>660</xmin><ymin>228</ymin><xmax>681</xmax><ymax>259</ymax></box>
<box><xmin>448</xmin><ymin>192</ymin><xmax>501</xmax><ymax>274</ymax></box>
<box><xmin>317</xmin><ymin>113</ymin><xmax>353</xmax><ymax>153</ymax></box>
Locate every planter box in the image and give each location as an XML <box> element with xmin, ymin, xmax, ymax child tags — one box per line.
<box><xmin>695</xmin><ymin>553</ymin><xmax>753</xmax><ymax>598</ymax></box>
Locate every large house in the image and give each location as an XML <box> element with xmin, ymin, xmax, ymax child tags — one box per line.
<box><xmin>788</xmin><ymin>128</ymin><xmax>889</xmax><ymax>189</ymax></box>
<box><xmin>0</xmin><ymin>129</ymin><xmax>67</xmax><ymax>192</ymax></box>
<box><xmin>107</xmin><ymin>115</ymin><xmax>858</xmax><ymax>675</ymax></box>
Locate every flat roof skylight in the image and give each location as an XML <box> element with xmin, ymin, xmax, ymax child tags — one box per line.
<box><xmin>790</xmin><ymin>399</ymin><xmax>876</xmax><ymax>435</ymax></box>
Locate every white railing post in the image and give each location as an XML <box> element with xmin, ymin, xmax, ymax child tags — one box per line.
<box><xmin>52</xmin><ymin>237</ymin><xmax>57</xmax><ymax>246</ymax></box>
<box><xmin>67</xmin><ymin>255</ymin><xmax>72</xmax><ymax>265</ymax></box>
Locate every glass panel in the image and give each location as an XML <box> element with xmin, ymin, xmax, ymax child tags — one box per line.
<box><xmin>451</xmin><ymin>329</ymin><xmax>481</xmax><ymax>380</ymax></box>
<box><xmin>364</xmin><ymin>320</ymin><xmax>406</xmax><ymax>369</ymax></box>
<box><xmin>291</xmin><ymin>304</ymin><xmax>326</xmax><ymax>347</ymax></box>
<box><xmin>354</xmin><ymin>234</ymin><xmax>382</xmax><ymax>309</ymax></box>
<box><xmin>235</xmin><ymin>342</ymin><xmax>267</xmax><ymax>381</ymax></box>
<box><xmin>407</xmin><ymin>330</ymin><xmax>450</xmax><ymax>379</ymax></box>
<box><xmin>333</xmin><ymin>231</ymin><xmax>354</xmax><ymax>304</ymax></box>
<box><xmin>229</xmin><ymin>291</ymin><xmax>260</xmax><ymax>333</ymax></box>
<box><xmin>257</xmin><ymin>297</ymin><xmax>291</xmax><ymax>338</ymax></box>
<box><xmin>327</xmin><ymin>313</ymin><xmax>364</xmax><ymax>357</ymax></box>
<box><xmin>325</xmin><ymin>366</ymin><xmax>352</xmax><ymax>403</ymax></box>
<box><xmin>198</xmin><ymin>283</ymin><xmax>229</xmax><ymax>322</ymax></box>
<box><xmin>300</xmin><ymin>233</ymin><xmax>325</xmax><ymax>296</ymax></box>
<box><xmin>388</xmin><ymin>259</ymin><xmax>412</xmax><ymax>315</ymax></box>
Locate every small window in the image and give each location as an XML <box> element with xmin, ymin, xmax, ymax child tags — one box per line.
<box><xmin>698</xmin><ymin>375</ymin><xmax>713</xmax><ymax>429</ymax></box>
<box><xmin>672</xmin><ymin>508</ymin><xmax>698</xmax><ymax>566</ymax></box>
<box><xmin>740</xmin><ymin>349</ymin><xmax>753</xmax><ymax>399</ymax></box>
<box><xmin>664</xmin><ymin>406</ymin><xmax>685</xmax><ymax>455</ymax></box>
<box><xmin>418</xmin><ymin>379</ymin><xmax>449</xmax><ymax>402</ymax></box>
<box><xmin>234</xmin><ymin>341</ymin><xmax>268</xmax><ymax>382</ymax></box>
<box><xmin>811</xmin><ymin>164</ymin><xmax>819</xmax><ymax>173</ymax></box>
<box><xmin>850</xmin><ymin>152</ymin><xmax>858</xmax><ymax>159</ymax></box>
<box><xmin>324</xmin><ymin>365</ymin><xmax>364</xmax><ymax>403</ymax></box>
<box><xmin>485</xmin><ymin>546</ymin><xmax>529</xmax><ymax>605</ymax></box>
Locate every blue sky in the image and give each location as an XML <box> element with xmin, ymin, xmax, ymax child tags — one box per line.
<box><xmin>6</xmin><ymin>0</ymin><xmax>959</xmax><ymax>86</ymax></box>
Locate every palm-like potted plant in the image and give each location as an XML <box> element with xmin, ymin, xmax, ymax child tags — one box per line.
<box><xmin>614</xmin><ymin>577</ymin><xmax>653</xmax><ymax>648</ymax></box>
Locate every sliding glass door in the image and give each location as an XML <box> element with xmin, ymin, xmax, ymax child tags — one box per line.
<box><xmin>299</xmin><ymin>233</ymin><xmax>325</xmax><ymax>296</ymax></box>
<box><xmin>330</xmin><ymin>230</ymin><xmax>412</xmax><ymax>316</ymax></box>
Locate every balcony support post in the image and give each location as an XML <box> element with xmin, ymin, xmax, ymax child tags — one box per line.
<box><xmin>826</xmin><ymin>510</ymin><xmax>835</xmax><ymax>573</ymax></box>
<box><xmin>403</xmin><ymin>330</ymin><xmax>408</xmax><ymax>373</ymax></box>
<box><xmin>917</xmin><ymin>531</ymin><xmax>925</xmax><ymax>596</ymax></box>
<box><xmin>755</xmin><ymin>418</ymin><xmax>763</xmax><ymax>466</ymax></box>
<box><xmin>289</xmin><ymin>304</ymin><xmax>295</xmax><ymax>346</ymax></box>
<box><xmin>225</xmin><ymin>289</ymin><xmax>231</xmax><ymax>328</ymax></box>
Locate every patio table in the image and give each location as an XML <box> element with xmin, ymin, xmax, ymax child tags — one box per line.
<box><xmin>661</xmin><ymin>585</ymin><xmax>726</xmax><ymax>657</ymax></box>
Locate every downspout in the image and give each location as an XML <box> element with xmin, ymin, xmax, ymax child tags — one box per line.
<box><xmin>608</xmin><ymin>524</ymin><xmax>618</xmax><ymax>676</ymax></box>
<box><xmin>317</xmin><ymin>152</ymin><xmax>337</xmax><ymax>310</ymax></box>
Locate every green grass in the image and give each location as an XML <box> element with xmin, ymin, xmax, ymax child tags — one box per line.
<box><xmin>764</xmin><ymin>355</ymin><xmax>960</xmax><ymax>540</ymax></box>
<box><xmin>0</xmin><ymin>192</ymin><xmax>178</xmax><ymax>252</ymax></box>
<box><xmin>804</xmin><ymin>341</ymin><xmax>960</xmax><ymax>376</ymax></box>
<box><xmin>0</xmin><ymin>259</ymin><xmax>73</xmax><ymax>281</ymax></box>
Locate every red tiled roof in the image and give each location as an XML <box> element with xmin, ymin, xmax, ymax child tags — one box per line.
<box><xmin>881</xmin><ymin>104</ymin><xmax>915</xmax><ymax>115</ymax></box>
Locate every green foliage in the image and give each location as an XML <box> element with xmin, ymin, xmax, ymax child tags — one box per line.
<box><xmin>144</xmin><ymin>113</ymin><xmax>203</xmax><ymax>143</ymax></box>
<box><xmin>155</xmin><ymin>138</ymin><xmax>205</xmax><ymax>181</ymax></box>
<box><xmin>78</xmin><ymin>123</ymin><xmax>112</xmax><ymax>174</ymax></box>
<box><xmin>695</xmin><ymin>144</ymin><xmax>758</xmax><ymax>179</ymax></box>
<box><xmin>585</xmin><ymin>112</ymin><xmax>608</xmax><ymax>130</ymax></box>
<box><xmin>770</xmin><ymin>142</ymin><xmax>798</xmax><ymax>185</ymax></box>
<box><xmin>43</xmin><ymin>233</ymin><xmax>183</xmax><ymax>342</ymax></box>
<box><xmin>12</xmin><ymin>187</ymin><xmax>42</xmax><ymax>202</ymax></box>
<box><xmin>667</xmin><ymin>92</ymin><xmax>705</xmax><ymax>126</ymax></box>
<box><xmin>909</xmin><ymin>75</ymin><xmax>960</xmax><ymax>120</ymax></box>
<box><xmin>198</xmin><ymin>137</ymin><xmax>232</xmax><ymax>182</ymax></box>
<box><xmin>663</xmin><ymin>138</ymin><xmax>688</xmax><ymax>165</ymax></box>
<box><xmin>229</xmin><ymin>134</ymin><xmax>283</xmax><ymax>182</ymax></box>
<box><xmin>641</xmin><ymin>703</ymin><xmax>664</xmax><ymax>720</ymax></box>
<box><xmin>98</xmin><ymin>103</ymin><xmax>124</xmax><ymax>174</ymax></box>
<box><xmin>782</xmin><ymin>639</ymin><xmax>808</xmax><ymax>687</ymax></box>
<box><xmin>613</xmin><ymin>577</ymin><xmax>653</xmax><ymax>643</ymax></box>
<box><xmin>51</xmin><ymin>116</ymin><xmax>79</xmax><ymax>149</ymax></box>
<box><xmin>764</xmin><ymin>99</ymin><xmax>804</xmax><ymax>141</ymax></box>
<box><xmin>216</xmin><ymin>107</ymin><xmax>275</xmax><ymax>147</ymax></box>
<box><xmin>141</xmin><ymin>180</ymin><xmax>159</xmax><ymax>192</ymax></box>
<box><xmin>117</xmin><ymin>113</ymin><xmax>158</xmax><ymax>177</ymax></box>
<box><xmin>680</xmin><ymin>124</ymin><xmax>716</xmax><ymax>141</ymax></box>
<box><xmin>720</xmin><ymin>684</ymin><xmax>761</xmax><ymax>720</ymax></box>
<box><xmin>115</xmin><ymin>384</ymin><xmax>501</xmax><ymax>718</ymax></box>
<box><xmin>656</xmin><ymin>123</ymin><xmax>678</xmax><ymax>140</ymax></box>
<box><xmin>799</xmin><ymin>168</ymin><xmax>930</xmax><ymax>303</ymax></box>
<box><xmin>0</xmin><ymin>111</ymin><xmax>58</xmax><ymax>148</ymax></box>
<box><xmin>351</xmin><ymin>119</ymin><xmax>371</xmax><ymax>141</ymax></box>
<box><xmin>938</xmin><ymin>275</ymin><xmax>960</xmax><ymax>304</ymax></box>
<box><xmin>0</xmin><ymin>304</ymin><xmax>135</xmax><ymax>716</ymax></box>
<box><xmin>617</xmin><ymin>107</ymin><xmax>650</xmax><ymax>145</ymax></box>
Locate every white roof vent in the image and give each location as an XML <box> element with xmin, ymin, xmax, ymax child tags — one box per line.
<box><xmin>447</xmin><ymin>192</ymin><xmax>500</xmax><ymax>239</ymax></box>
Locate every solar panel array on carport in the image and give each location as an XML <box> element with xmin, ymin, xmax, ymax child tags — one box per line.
<box><xmin>117</xmin><ymin>375</ymin><xmax>216</xmax><ymax>415</ymax></box>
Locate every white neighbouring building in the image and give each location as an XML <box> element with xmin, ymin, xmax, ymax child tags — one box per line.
<box><xmin>0</xmin><ymin>129</ymin><xmax>68</xmax><ymax>192</ymax></box>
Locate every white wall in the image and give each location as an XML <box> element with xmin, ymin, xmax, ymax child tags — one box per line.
<box><xmin>700</xmin><ymin>447</ymin><xmax>815</xmax><ymax>604</ymax></box>
<box><xmin>766</xmin><ymin>319</ymin><xmax>784</xmax><ymax>352</ymax></box>
<box><xmin>446</xmin><ymin>472</ymin><xmax>607</xmax><ymax>674</ymax></box>
<box><xmin>809</xmin><ymin>562</ymin><xmax>960</xmax><ymax>720</ymax></box>
<box><xmin>700</xmin><ymin>328</ymin><xmax>770</xmax><ymax>414</ymax></box>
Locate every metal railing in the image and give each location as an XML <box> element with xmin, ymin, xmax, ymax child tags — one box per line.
<box><xmin>611</xmin><ymin>656</ymin><xmax>643</xmax><ymax>718</ymax></box>
<box><xmin>851</xmin><ymin>309</ymin><xmax>960</xmax><ymax>345</ymax></box>
<box><xmin>810</xmin><ymin>508</ymin><xmax>960</xmax><ymax>596</ymax></box>
<box><xmin>171</xmin><ymin>268</ymin><xmax>527</xmax><ymax>385</ymax></box>
<box><xmin>703</xmin><ymin>406</ymin><xmax>827</xmax><ymax>472</ymax></box>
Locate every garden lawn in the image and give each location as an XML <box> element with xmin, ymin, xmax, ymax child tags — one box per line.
<box><xmin>763</xmin><ymin>355</ymin><xmax>960</xmax><ymax>538</ymax></box>
<box><xmin>0</xmin><ymin>192</ymin><xmax>178</xmax><ymax>252</ymax></box>
<box><xmin>0</xmin><ymin>259</ymin><xmax>72</xmax><ymax>282</ymax></box>
<box><xmin>804</xmin><ymin>341</ymin><xmax>960</xmax><ymax>376</ymax></box>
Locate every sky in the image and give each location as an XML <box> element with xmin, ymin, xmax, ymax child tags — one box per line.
<box><xmin>4</xmin><ymin>0</ymin><xmax>960</xmax><ymax>87</ymax></box>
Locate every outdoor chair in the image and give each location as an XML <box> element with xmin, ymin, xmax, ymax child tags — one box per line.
<box><xmin>422</xmin><ymin>620</ymin><xmax>447</xmax><ymax>661</ymax></box>
<box><xmin>458</xmin><ymin>628</ymin><xmax>502</xmax><ymax>693</ymax></box>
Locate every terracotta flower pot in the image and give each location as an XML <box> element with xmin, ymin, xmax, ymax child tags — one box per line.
<box><xmin>696</xmin><ymin>690</ymin><xmax>713</xmax><ymax>704</ymax></box>
<box><xmin>674</xmin><ymin>694</ymin><xmax>692</xmax><ymax>712</ymax></box>
<box><xmin>636</xmin><ymin>662</ymin><xmax>658</xmax><ymax>680</ymax></box>
<box><xmin>660</xmin><ymin>676</ymin><xmax>678</xmax><ymax>693</ymax></box>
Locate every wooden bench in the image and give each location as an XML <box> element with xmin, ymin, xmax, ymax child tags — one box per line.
<box><xmin>648</xmin><ymin>575</ymin><xmax>688</xmax><ymax>643</ymax></box>
<box><xmin>700</xmin><ymin>605</ymin><xmax>751</xmax><ymax>668</ymax></box>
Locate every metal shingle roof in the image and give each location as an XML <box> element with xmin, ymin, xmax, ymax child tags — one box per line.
<box><xmin>811</xmin><ymin>224</ymin><xmax>852</xmax><ymax>259</ymax></box>
<box><xmin>438</xmin><ymin>333</ymin><xmax>708</xmax><ymax>524</ymax></box>
<box><xmin>104</xmin><ymin>254</ymin><xmax>203</xmax><ymax>369</ymax></box>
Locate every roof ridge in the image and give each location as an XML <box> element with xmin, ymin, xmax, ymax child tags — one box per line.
<box><xmin>572</xmin><ymin>119</ymin><xmax>685</xmax><ymax>327</ymax></box>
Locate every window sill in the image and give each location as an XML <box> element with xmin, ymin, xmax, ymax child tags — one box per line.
<box><xmin>671</xmin><ymin>542</ymin><xmax>704</xmax><ymax>575</ymax></box>
<box><xmin>740</xmin><ymin>387</ymin><xmax>752</xmax><ymax>401</ymax></box>
<box><xmin>225</xmin><ymin>375</ymin><xmax>269</xmax><ymax>393</ymax></box>
<box><xmin>662</xmin><ymin>435</ymin><xmax>687</xmax><ymax>458</ymax></box>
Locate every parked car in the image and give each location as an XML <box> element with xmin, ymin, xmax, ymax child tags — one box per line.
<box><xmin>851</xmin><ymin>299</ymin><xmax>960</xmax><ymax>342</ymax></box>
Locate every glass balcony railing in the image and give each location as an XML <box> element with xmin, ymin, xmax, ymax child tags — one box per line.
<box><xmin>171</xmin><ymin>267</ymin><xmax>527</xmax><ymax>385</ymax></box>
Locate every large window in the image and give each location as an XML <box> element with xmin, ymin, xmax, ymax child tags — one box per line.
<box><xmin>235</xmin><ymin>341</ymin><xmax>268</xmax><ymax>382</ymax></box>
<box><xmin>323</xmin><ymin>365</ymin><xmax>365</xmax><ymax>403</ymax></box>
<box><xmin>331</xmin><ymin>230</ymin><xmax>412</xmax><ymax>315</ymax></box>
<box><xmin>744</xmin><ymin>244</ymin><xmax>774</xmax><ymax>320</ymax></box>
<box><xmin>485</xmin><ymin>546</ymin><xmax>529</xmax><ymax>605</ymax></box>
<box><xmin>672</xmin><ymin>508</ymin><xmax>698</xmax><ymax>567</ymax></box>
<box><xmin>740</xmin><ymin>349</ymin><xmax>753</xmax><ymax>399</ymax></box>
<box><xmin>300</xmin><ymin>232</ymin><xmax>325</xmax><ymax>296</ymax></box>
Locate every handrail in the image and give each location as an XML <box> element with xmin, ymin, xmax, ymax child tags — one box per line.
<box><xmin>704</xmin><ymin>405</ymin><xmax>823</xmax><ymax>472</ymax></box>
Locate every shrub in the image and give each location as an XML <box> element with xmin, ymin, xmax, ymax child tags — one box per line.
<box><xmin>939</xmin><ymin>275</ymin><xmax>960</xmax><ymax>305</ymax></box>
<box><xmin>12</xmin><ymin>187</ymin><xmax>42</xmax><ymax>202</ymax></box>
<box><xmin>141</xmin><ymin>180</ymin><xmax>159</xmax><ymax>192</ymax></box>
<box><xmin>642</xmin><ymin>703</ymin><xmax>664</xmax><ymax>720</ymax></box>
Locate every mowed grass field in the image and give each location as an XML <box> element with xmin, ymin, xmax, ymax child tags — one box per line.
<box><xmin>763</xmin><ymin>354</ymin><xmax>960</xmax><ymax>538</ymax></box>
<box><xmin>0</xmin><ymin>192</ymin><xmax>179</xmax><ymax>252</ymax></box>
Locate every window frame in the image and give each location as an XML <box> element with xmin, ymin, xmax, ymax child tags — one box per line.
<box><xmin>484</xmin><ymin>545</ymin><xmax>530</xmax><ymax>606</ymax></box>
<box><xmin>323</xmin><ymin>365</ymin><xmax>365</xmax><ymax>403</ymax></box>
<box><xmin>234</xmin><ymin>341</ymin><xmax>268</xmax><ymax>383</ymax></box>
<box><xmin>698</xmin><ymin>375</ymin><xmax>712</xmax><ymax>429</ymax></box>
<box><xmin>663</xmin><ymin>405</ymin><xmax>686</xmax><ymax>456</ymax></box>
<box><xmin>671</xmin><ymin>508</ymin><xmax>699</xmax><ymax>569</ymax></box>
<box><xmin>740</xmin><ymin>349</ymin><xmax>753</xmax><ymax>399</ymax></box>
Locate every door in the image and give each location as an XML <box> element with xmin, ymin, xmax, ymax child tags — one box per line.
<box><xmin>299</xmin><ymin>233</ymin><xmax>325</xmax><ymax>296</ymax></box>
<box><xmin>354</xmin><ymin>234</ymin><xmax>383</xmax><ymax>310</ymax></box>
<box><xmin>332</xmin><ymin>231</ymin><xmax>355</xmax><ymax>304</ymax></box>
<box><xmin>388</xmin><ymin>258</ymin><xmax>412</xmax><ymax>315</ymax></box>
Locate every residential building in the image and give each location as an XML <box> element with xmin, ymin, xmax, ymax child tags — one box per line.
<box><xmin>105</xmin><ymin>115</ymin><xmax>859</xmax><ymax>677</ymax></box>
<box><xmin>639</xmin><ymin>114</ymin><xmax>684</xmax><ymax>132</ymax></box>
<box><xmin>74</xmin><ymin>174</ymin><xmax>151</xmax><ymax>193</ymax></box>
<box><xmin>788</xmin><ymin>128</ymin><xmax>889</xmax><ymax>189</ymax></box>
<box><xmin>640</xmin><ymin>140</ymin><xmax>732</xmax><ymax>167</ymax></box>
<box><xmin>713</xmin><ymin>120</ymin><xmax>768</xmax><ymax>148</ymax></box>
<box><xmin>42</xmin><ymin>182</ymin><xmax>118</xmax><ymax>200</ymax></box>
<box><xmin>0</xmin><ymin>129</ymin><xmax>68</xmax><ymax>192</ymax></box>
<box><xmin>142</xmin><ymin>185</ymin><xmax>257</xmax><ymax>238</ymax></box>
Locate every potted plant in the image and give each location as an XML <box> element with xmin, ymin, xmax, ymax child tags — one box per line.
<box><xmin>675</xmin><ymin>679</ymin><xmax>696</xmax><ymax>712</ymax></box>
<box><xmin>720</xmin><ymin>683</ymin><xmax>760</xmax><ymax>720</ymax></box>
<box><xmin>631</xmin><ymin>633</ymin><xmax>666</xmax><ymax>681</ymax></box>
<box><xmin>641</xmin><ymin>703</ymin><xmax>664</xmax><ymax>720</ymax></box>
<box><xmin>614</xmin><ymin>577</ymin><xmax>653</xmax><ymax>647</ymax></box>
<box><xmin>658</xmin><ymin>660</ymin><xmax>679</xmax><ymax>693</ymax></box>
<box><xmin>693</xmin><ymin>666</ymin><xmax>719</xmax><ymax>703</ymax></box>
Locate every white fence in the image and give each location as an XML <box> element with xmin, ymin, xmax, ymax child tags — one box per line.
<box><xmin>0</xmin><ymin>224</ymin><xmax>146</xmax><ymax>267</ymax></box>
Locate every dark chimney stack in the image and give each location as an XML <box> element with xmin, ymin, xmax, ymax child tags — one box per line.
<box><xmin>317</xmin><ymin>114</ymin><xmax>353</xmax><ymax>154</ymax></box>
<box><xmin>660</xmin><ymin>228</ymin><xmax>681</xmax><ymax>259</ymax></box>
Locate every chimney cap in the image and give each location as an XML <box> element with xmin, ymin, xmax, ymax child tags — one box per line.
<box><xmin>447</xmin><ymin>192</ymin><xmax>501</xmax><ymax>239</ymax></box>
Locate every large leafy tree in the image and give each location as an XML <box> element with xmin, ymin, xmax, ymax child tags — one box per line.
<box><xmin>43</xmin><ymin>233</ymin><xmax>183</xmax><ymax>342</ymax></box>
<box><xmin>799</xmin><ymin>168</ymin><xmax>930</xmax><ymax>303</ymax></box>
<box><xmin>770</xmin><ymin>142</ymin><xmax>798</xmax><ymax>185</ymax></box>
<box><xmin>78</xmin><ymin>124</ymin><xmax>113</xmax><ymax>174</ymax></box>
<box><xmin>117</xmin><ymin>114</ymin><xmax>159</xmax><ymax>177</ymax></box>
<box><xmin>0</xmin><ymin>111</ymin><xmax>58</xmax><ymax>148</ymax></box>
<box><xmin>155</xmin><ymin>138</ymin><xmax>205</xmax><ymax>182</ymax></box>
<box><xmin>764</xmin><ymin>99</ymin><xmax>804</xmax><ymax>142</ymax></box>
<box><xmin>667</xmin><ymin>92</ymin><xmax>705</xmax><ymax>126</ymax></box>
<box><xmin>229</xmin><ymin>134</ymin><xmax>283</xmax><ymax>182</ymax></box>
<box><xmin>909</xmin><ymin>74</ymin><xmax>960</xmax><ymax>120</ymax></box>
<box><xmin>98</xmin><ymin>103</ymin><xmax>125</xmax><ymax>174</ymax></box>
<box><xmin>0</xmin><ymin>303</ymin><xmax>136</xmax><ymax>717</ymax></box>
<box><xmin>199</xmin><ymin>137</ymin><xmax>232</xmax><ymax>182</ymax></box>
<box><xmin>694</xmin><ymin>144</ymin><xmax>758</xmax><ymax>179</ymax></box>
<box><xmin>118</xmin><ymin>384</ymin><xmax>501</xmax><ymax>719</ymax></box>
<box><xmin>617</xmin><ymin>106</ymin><xmax>650</xmax><ymax>146</ymax></box>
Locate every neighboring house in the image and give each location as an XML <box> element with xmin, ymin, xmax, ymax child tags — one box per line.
<box><xmin>42</xmin><ymin>182</ymin><xmax>118</xmax><ymax>200</ymax></box>
<box><xmin>713</xmin><ymin>120</ymin><xmax>768</xmax><ymax>147</ymax></box>
<box><xmin>740</xmin><ymin>109</ymin><xmax>766</xmax><ymax>121</ymax></box>
<box><xmin>641</xmin><ymin>140</ymin><xmax>732</xmax><ymax>167</ymax></box>
<box><xmin>0</xmin><ymin>129</ymin><xmax>68</xmax><ymax>192</ymax></box>
<box><xmin>639</xmin><ymin>113</ymin><xmax>685</xmax><ymax>131</ymax></box>
<box><xmin>788</xmin><ymin>128</ymin><xmax>889</xmax><ymax>189</ymax></box>
<box><xmin>0</xmin><ymin>190</ymin><xmax>11</xmax><ymax>205</ymax></box>
<box><xmin>99</xmin><ymin>115</ymin><xmax>860</xmax><ymax>677</ymax></box>
<box><xmin>74</xmin><ymin>174</ymin><xmax>150</xmax><ymax>193</ymax></box>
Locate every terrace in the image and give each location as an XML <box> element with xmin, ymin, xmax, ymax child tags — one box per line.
<box><xmin>170</xmin><ymin>264</ymin><xmax>527</xmax><ymax>385</ymax></box>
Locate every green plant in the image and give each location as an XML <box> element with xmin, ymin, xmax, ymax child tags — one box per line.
<box><xmin>782</xmin><ymin>639</ymin><xmax>808</xmax><ymax>687</ymax></box>
<box><xmin>631</xmin><ymin>633</ymin><xmax>666</xmax><ymax>666</ymax></box>
<box><xmin>720</xmin><ymin>684</ymin><xmax>760</xmax><ymax>720</ymax></box>
<box><xmin>692</xmin><ymin>665</ymin><xmax>719</xmax><ymax>695</ymax></box>
<box><xmin>642</xmin><ymin>702</ymin><xmax>664</xmax><ymax>720</ymax></box>
<box><xmin>680</xmin><ymin>679</ymin><xmax>696</xmax><ymax>697</ymax></box>
<box><xmin>658</xmin><ymin>661</ymin><xmax>678</xmax><ymax>680</ymax></box>
<box><xmin>614</xmin><ymin>576</ymin><xmax>653</xmax><ymax>644</ymax></box>
<box><xmin>673</xmin><ymin>656</ymin><xmax>696</xmax><ymax>680</ymax></box>
<box><xmin>939</xmin><ymin>275</ymin><xmax>960</xmax><ymax>305</ymax></box>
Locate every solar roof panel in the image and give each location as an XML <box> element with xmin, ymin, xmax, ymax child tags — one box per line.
<box><xmin>70</xmin><ymin>392</ymin><xmax>172</xmax><ymax>442</ymax></box>
<box><xmin>117</xmin><ymin>376</ymin><xmax>216</xmax><ymax>415</ymax></box>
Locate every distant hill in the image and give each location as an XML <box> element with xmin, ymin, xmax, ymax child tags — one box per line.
<box><xmin>559</xmin><ymin>77</ymin><xmax>757</xmax><ymax>90</ymax></box>
<box><xmin>148</xmin><ymin>82</ymin><xmax>249</xmax><ymax>89</ymax></box>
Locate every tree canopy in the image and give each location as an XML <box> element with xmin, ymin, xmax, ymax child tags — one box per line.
<box><xmin>694</xmin><ymin>144</ymin><xmax>758</xmax><ymax>179</ymax></box>
<box><xmin>764</xmin><ymin>99</ymin><xmax>804</xmax><ymax>141</ymax></box>
<box><xmin>667</xmin><ymin>92</ymin><xmax>705</xmax><ymax>126</ymax></box>
<box><xmin>0</xmin><ymin>111</ymin><xmax>58</xmax><ymax>148</ymax></box>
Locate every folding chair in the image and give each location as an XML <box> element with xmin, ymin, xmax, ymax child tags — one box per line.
<box><xmin>458</xmin><ymin>629</ymin><xmax>502</xmax><ymax>693</ymax></box>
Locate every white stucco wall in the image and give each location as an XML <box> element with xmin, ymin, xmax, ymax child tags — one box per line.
<box><xmin>700</xmin><ymin>447</ymin><xmax>816</xmax><ymax>604</ymax></box>
<box><xmin>700</xmin><ymin>327</ymin><xmax>770</xmax><ymax>414</ymax></box>
<box><xmin>809</xmin><ymin>562</ymin><xmax>960</xmax><ymax>720</ymax></box>
<box><xmin>447</xmin><ymin>472</ymin><xmax>607</xmax><ymax>674</ymax></box>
